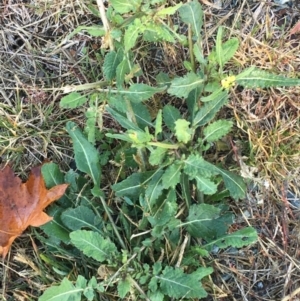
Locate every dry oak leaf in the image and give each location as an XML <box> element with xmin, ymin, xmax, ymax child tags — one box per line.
<box><xmin>291</xmin><ymin>20</ymin><xmax>300</xmax><ymax>35</ymax></box>
<box><xmin>0</xmin><ymin>165</ymin><xmax>68</xmax><ymax>258</ymax></box>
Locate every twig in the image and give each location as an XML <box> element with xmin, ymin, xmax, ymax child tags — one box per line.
<box><xmin>128</xmin><ymin>275</ymin><xmax>151</xmax><ymax>301</ymax></box>
<box><xmin>176</xmin><ymin>235</ymin><xmax>189</xmax><ymax>268</ymax></box>
<box><xmin>281</xmin><ymin>286</ymin><xmax>300</xmax><ymax>301</ymax></box>
<box><xmin>96</xmin><ymin>0</ymin><xmax>110</xmax><ymax>32</ymax></box>
<box><xmin>0</xmin><ymin>89</ymin><xmax>13</xmax><ymax>107</ymax></box>
<box><xmin>96</xmin><ymin>0</ymin><xmax>113</xmax><ymax>50</ymax></box>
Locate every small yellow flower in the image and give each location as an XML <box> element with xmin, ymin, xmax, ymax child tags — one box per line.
<box><xmin>221</xmin><ymin>75</ymin><xmax>236</xmax><ymax>90</ymax></box>
<box><xmin>128</xmin><ymin>132</ymin><xmax>138</xmax><ymax>143</ymax></box>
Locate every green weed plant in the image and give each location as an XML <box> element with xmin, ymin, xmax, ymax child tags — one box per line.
<box><xmin>38</xmin><ymin>1</ymin><xmax>300</xmax><ymax>300</ymax></box>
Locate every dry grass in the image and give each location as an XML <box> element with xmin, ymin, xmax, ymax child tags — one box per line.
<box><xmin>0</xmin><ymin>1</ymin><xmax>102</xmax><ymax>300</ymax></box>
<box><xmin>0</xmin><ymin>0</ymin><xmax>300</xmax><ymax>300</ymax></box>
<box><xmin>0</xmin><ymin>0</ymin><xmax>103</xmax><ymax>172</ymax></box>
<box><xmin>202</xmin><ymin>1</ymin><xmax>300</xmax><ymax>300</ymax></box>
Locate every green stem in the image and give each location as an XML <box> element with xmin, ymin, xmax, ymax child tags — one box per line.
<box><xmin>99</xmin><ymin>196</ymin><xmax>127</xmax><ymax>250</ymax></box>
<box><xmin>147</xmin><ymin>141</ymin><xmax>179</xmax><ymax>149</ymax></box>
<box><xmin>196</xmin><ymin>188</ymin><xmax>204</xmax><ymax>203</ymax></box>
<box><xmin>188</xmin><ymin>24</ymin><xmax>195</xmax><ymax>72</ymax></box>
<box><xmin>125</xmin><ymin>98</ymin><xmax>147</xmax><ymax>171</ymax></box>
<box><xmin>62</xmin><ymin>80</ymin><xmax>110</xmax><ymax>93</ymax></box>
<box><xmin>128</xmin><ymin>275</ymin><xmax>151</xmax><ymax>301</ymax></box>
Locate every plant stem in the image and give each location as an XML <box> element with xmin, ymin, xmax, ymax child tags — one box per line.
<box><xmin>188</xmin><ymin>24</ymin><xmax>195</xmax><ymax>72</ymax></box>
<box><xmin>196</xmin><ymin>188</ymin><xmax>204</xmax><ymax>203</ymax></box>
<box><xmin>96</xmin><ymin>0</ymin><xmax>114</xmax><ymax>50</ymax></box>
<box><xmin>148</xmin><ymin>141</ymin><xmax>179</xmax><ymax>149</ymax></box>
<box><xmin>128</xmin><ymin>275</ymin><xmax>151</xmax><ymax>301</ymax></box>
<box><xmin>99</xmin><ymin>196</ymin><xmax>127</xmax><ymax>250</ymax></box>
<box><xmin>62</xmin><ymin>80</ymin><xmax>110</xmax><ymax>93</ymax></box>
<box><xmin>125</xmin><ymin>98</ymin><xmax>147</xmax><ymax>171</ymax></box>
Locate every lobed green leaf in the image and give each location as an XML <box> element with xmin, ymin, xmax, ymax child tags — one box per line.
<box><xmin>204</xmin><ymin>227</ymin><xmax>258</xmax><ymax>250</ymax></box>
<box><xmin>42</xmin><ymin>163</ymin><xmax>64</xmax><ymax>187</ymax></box>
<box><xmin>178</xmin><ymin>0</ymin><xmax>203</xmax><ymax>40</ymax></box>
<box><xmin>148</xmin><ymin>291</ymin><xmax>164</xmax><ymax>301</ymax></box>
<box><xmin>143</xmin><ymin>22</ymin><xmax>175</xmax><ymax>43</ymax></box>
<box><xmin>149</xmin><ymin>147</ymin><xmax>168</xmax><ymax>166</ymax></box>
<box><xmin>107</xmin><ymin>94</ymin><xmax>127</xmax><ymax>113</ymax></box>
<box><xmin>111</xmin><ymin>0</ymin><xmax>141</xmax><ymax>13</ymax></box>
<box><xmin>61</xmin><ymin>206</ymin><xmax>98</xmax><ymax>232</ymax></box>
<box><xmin>193</xmin><ymin>90</ymin><xmax>228</xmax><ymax>127</ymax></box>
<box><xmin>39</xmin><ymin>278</ymin><xmax>83</xmax><ymax>301</ymax></box>
<box><xmin>105</xmin><ymin>106</ymin><xmax>141</xmax><ymax>131</ymax></box>
<box><xmin>194</xmin><ymin>175</ymin><xmax>218</xmax><ymax>195</ymax></box>
<box><xmin>131</xmin><ymin>102</ymin><xmax>153</xmax><ymax>129</ymax></box>
<box><xmin>124</xmin><ymin>19</ymin><xmax>141</xmax><ymax>52</ymax></box>
<box><xmin>185</xmin><ymin>204</ymin><xmax>233</xmax><ymax>239</ymax></box>
<box><xmin>65</xmin><ymin>25</ymin><xmax>105</xmax><ymax>40</ymax></box>
<box><xmin>70</xmin><ymin>230</ymin><xmax>117</xmax><ymax>262</ymax></box>
<box><xmin>103</xmin><ymin>50</ymin><xmax>122</xmax><ymax>80</ymax></box>
<box><xmin>168</xmin><ymin>72</ymin><xmax>204</xmax><ymax>98</ymax></box>
<box><xmin>60</xmin><ymin>92</ymin><xmax>88</xmax><ymax>109</ymax></box>
<box><xmin>193</xmin><ymin>43</ymin><xmax>206</xmax><ymax>65</ymax></box>
<box><xmin>142</xmin><ymin>170</ymin><xmax>165</xmax><ymax>211</ymax></box>
<box><xmin>219</xmin><ymin>37</ymin><xmax>239</xmax><ymax>67</ymax></box>
<box><xmin>156</xmin><ymin>2</ymin><xmax>183</xmax><ymax>16</ymax></box>
<box><xmin>117</xmin><ymin>276</ymin><xmax>132</xmax><ymax>298</ymax></box>
<box><xmin>174</xmin><ymin>119</ymin><xmax>193</xmax><ymax>143</ymax></box>
<box><xmin>213</xmin><ymin>28</ymin><xmax>239</xmax><ymax>69</ymax></box>
<box><xmin>162</xmin><ymin>104</ymin><xmax>181</xmax><ymax>132</ymax></box>
<box><xmin>125</xmin><ymin>84</ymin><xmax>165</xmax><ymax>102</ymax></box>
<box><xmin>236</xmin><ymin>67</ymin><xmax>300</xmax><ymax>88</ymax></box>
<box><xmin>112</xmin><ymin>171</ymin><xmax>155</xmax><ymax>200</ymax></box>
<box><xmin>40</xmin><ymin>206</ymin><xmax>70</xmax><ymax>244</ymax></box>
<box><xmin>213</xmin><ymin>166</ymin><xmax>246</xmax><ymax>200</ymax></box>
<box><xmin>157</xmin><ymin>266</ymin><xmax>211</xmax><ymax>298</ymax></box>
<box><xmin>162</xmin><ymin>162</ymin><xmax>182</xmax><ymax>189</ymax></box>
<box><xmin>66</xmin><ymin>121</ymin><xmax>101</xmax><ymax>186</ymax></box>
<box><xmin>184</xmin><ymin>154</ymin><xmax>218</xmax><ymax>178</ymax></box>
<box><xmin>148</xmin><ymin>190</ymin><xmax>177</xmax><ymax>227</ymax></box>
<box><xmin>184</xmin><ymin>154</ymin><xmax>245</xmax><ymax>199</ymax></box>
<box><xmin>203</xmin><ymin>119</ymin><xmax>233</xmax><ymax>143</ymax></box>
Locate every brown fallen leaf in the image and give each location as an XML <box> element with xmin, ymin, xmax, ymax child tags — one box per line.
<box><xmin>291</xmin><ymin>20</ymin><xmax>300</xmax><ymax>35</ymax></box>
<box><xmin>0</xmin><ymin>165</ymin><xmax>68</xmax><ymax>258</ymax></box>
